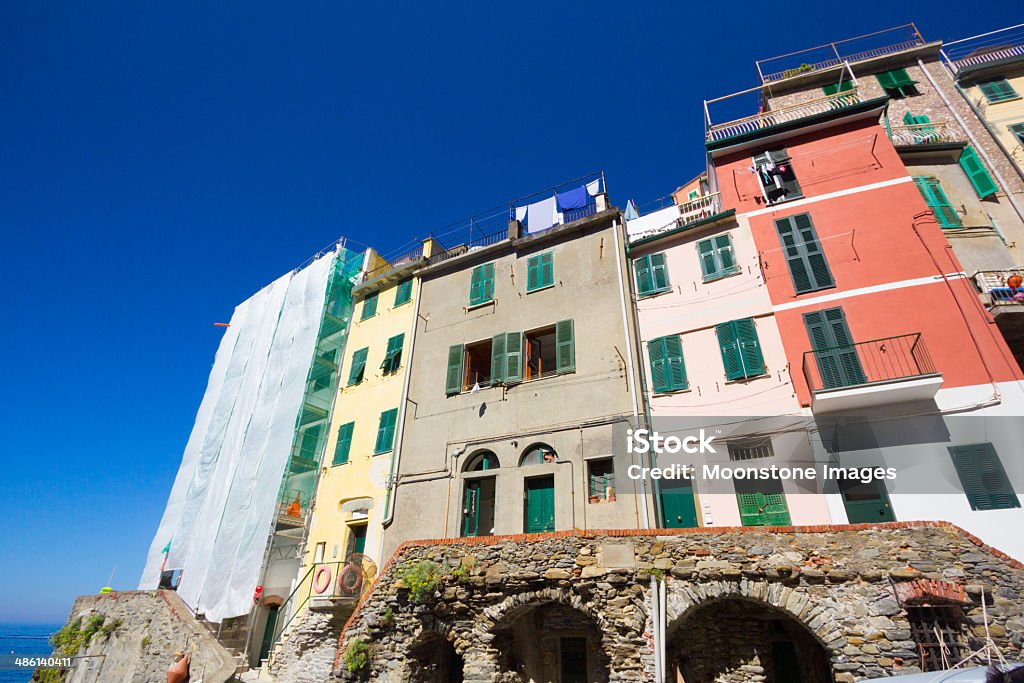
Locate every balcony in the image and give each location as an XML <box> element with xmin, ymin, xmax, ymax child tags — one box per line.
<box><xmin>678</xmin><ymin>192</ymin><xmax>723</xmax><ymax>225</ymax></box>
<box><xmin>944</xmin><ymin>25</ymin><xmax>1024</xmax><ymax>77</ymax></box>
<box><xmin>706</xmin><ymin>89</ymin><xmax>863</xmax><ymax>143</ymax></box>
<box><xmin>802</xmin><ymin>333</ymin><xmax>943</xmax><ymax>412</ymax></box>
<box><xmin>888</xmin><ymin>121</ymin><xmax>963</xmax><ymax>147</ymax></box>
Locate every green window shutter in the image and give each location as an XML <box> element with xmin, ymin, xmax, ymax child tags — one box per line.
<box><xmin>979</xmin><ymin>79</ymin><xmax>1019</xmax><ymax>103</ymax></box>
<box><xmin>948</xmin><ymin>443</ymin><xmax>1020</xmax><ymax>511</ymax></box>
<box><xmin>715</xmin><ymin>234</ymin><xmax>737</xmax><ymax>275</ymax></box>
<box><xmin>697</xmin><ymin>238</ymin><xmax>717</xmax><ymax>280</ymax></box>
<box><xmin>650</xmin><ymin>335</ymin><xmax>687</xmax><ymax>392</ymax></box>
<box><xmin>959</xmin><ymin>146</ymin><xmax>998</xmax><ymax>198</ymax></box>
<box><xmin>775</xmin><ymin>214</ymin><xmax>834</xmax><ymax>294</ymax></box>
<box><xmin>360</xmin><ymin>292</ymin><xmax>378</xmax><ymax>320</ymax></box>
<box><xmin>445</xmin><ymin>345</ymin><xmax>464</xmax><ymax>396</ymax></box>
<box><xmin>823</xmin><ymin>79</ymin><xmax>853</xmax><ymax>96</ymax></box>
<box><xmin>889</xmin><ymin>68</ymin><xmax>915</xmax><ymax>87</ymax></box>
<box><xmin>876</xmin><ymin>71</ymin><xmax>897</xmax><ymax>90</ymax></box>
<box><xmin>649</xmin><ymin>252</ymin><xmax>670</xmax><ymax>292</ymax></box>
<box><xmin>470</xmin><ymin>263</ymin><xmax>495</xmax><ymax>305</ymax></box>
<box><xmin>333</xmin><ymin>422</ymin><xmax>354</xmax><ymax>465</ymax></box>
<box><xmin>634</xmin><ymin>255</ymin><xmax>654</xmax><ymax>295</ymax></box>
<box><xmin>913</xmin><ymin>177</ymin><xmax>961</xmax><ymax>228</ymax></box>
<box><xmin>716</xmin><ymin>321</ymin><xmax>745</xmax><ymax>381</ymax></box>
<box><xmin>504</xmin><ymin>332</ymin><xmax>523</xmax><ymax>383</ymax></box>
<box><xmin>734</xmin><ymin>318</ymin><xmax>766</xmax><ymax>377</ymax></box>
<box><xmin>373</xmin><ymin>408</ymin><xmax>398</xmax><ymax>453</ymax></box>
<box><xmin>556</xmin><ymin>319</ymin><xmax>575</xmax><ymax>374</ymax></box>
<box><xmin>347</xmin><ymin>347</ymin><xmax>369</xmax><ymax>385</ymax></box>
<box><xmin>394</xmin><ymin>278</ymin><xmax>412</xmax><ymax>306</ymax></box>
<box><xmin>380</xmin><ymin>333</ymin><xmax>404</xmax><ymax>374</ymax></box>
<box><xmin>526</xmin><ymin>252</ymin><xmax>553</xmax><ymax>291</ymax></box>
<box><xmin>903</xmin><ymin>112</ymin><xmax>930</xmax><ymax>125</ymax></box>
<box><xmin>1011</xmin><ymin>123</ymin><xmax>1024</xmax><ymax>147</ymax></box>
<box><xmin>490</xmin><ymin>333</ymin><xmax>507</xmax><ymax>385</ymax></box>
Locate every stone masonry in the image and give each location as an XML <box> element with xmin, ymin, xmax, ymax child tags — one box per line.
<box><xmin>328</xmin><ymin>522</ymin><xmax>1024</xmax><ymax>682</ymax></box>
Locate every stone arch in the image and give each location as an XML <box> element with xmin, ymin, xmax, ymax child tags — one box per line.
<box><xmin>463</xmin><ymin>449</ymin><xmax>500</xmax><ymax>472</ymax></box>
<box><xmin>519</xmin><ymin>442</ymin><xmax>557</xmax><ymax>466</ymax></box>
<box><xmin>664</xmin><ymin>581</ymin><xmax>841</xmax><ymax>683</ymax></box>
<box><xmin>405</xmin><ymin>618</ymin><xmax>465</xmax><ymax>683</ymax></box>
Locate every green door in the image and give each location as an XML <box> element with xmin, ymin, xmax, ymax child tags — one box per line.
<box><xmin>841</xmin><ymin>478</ymin><xmax>895</xmax><ymax>523</ymax></box>
<box><xmin>804</xmin><ymin>307</ymin><xmax>866</xmax><ymax>389</ymax></box>
<box><xmin>524</xmin><ymin>476</ymin><xmax>555</xmax><ymax>533</ymax></box>
<box><xmin>736</xmin><ymin>477</ymin><xmax>791</xmax><ymax>526</ymax></box>
<box><xmin>345</xmin><ymin>524</ymin><xmax>367</xmax><ymax>559</ymax></box>
<box><xmin>258</xmin><ymin>606</ymin><xmax>279</xmax><ymax>663</ymax></box>
<box><xmin>463</xmin><ymin>482</ymin><xmax>481</xmax><ymax>536</ymax></box>
<box><xmin>659</xmin><ymin>478</ymin><xmax>698</xmax><ymax>528</ymax></box>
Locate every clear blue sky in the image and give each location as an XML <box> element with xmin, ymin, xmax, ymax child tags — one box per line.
<box><xmin>0</xmin><ymin>1</ymin><xmax>999</xmax><ymax>623</ymax></box>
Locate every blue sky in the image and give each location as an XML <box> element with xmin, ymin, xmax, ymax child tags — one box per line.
<box><xmin>0</xmin><ymin>1</ymin><xmax>1001</xmax><ymax>623</ymax></box>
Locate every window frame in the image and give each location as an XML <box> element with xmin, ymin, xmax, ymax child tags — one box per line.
<box><xmin>716</xmin><ymin>317</ymin><xmax>767</xmax><ymax>382</ymax></box>
<box><xmin>373</xmin><ymin>408</ymin><xmax>399</xmax><ymax>454</ymax></box>
<box><xmin>360</xmin><ymin>291</ymin><xmax>378</xmax><ymax>320</ymax></box>
<box><xmin>469</xmin><ymin>262</ymin><xmax>496</xmax><ymax>306</ymax></box>
<box><xmin>332</xmin><ymin>421</ymin><xmax>355</xmax><ymax>466</ymax></box>
<box><xmin>393</xmin><ymin>278</ymin><xmax>413</xmax><ymax>306</ymax></box>
<box><xmin>380</xmin><ymin>333</ymin><xmax>404</xmax><ymax>375</ymax></box>
<box><xmin>587</xmin><ymin>458</ymin><xmax>616</xmax><ymax>503</ymax></box>
<box><xmin>978</xmin><ymin>77</ymin><xmax>1019</xmax><ymax>104</ymax></box>
<box><xmin>877</xmin><ymin>68</ymin><xmax>919</xmax><ymax>99</ymax></box>
<box><xmin>634</xmin><ymin>252</ymin><xmax>671</xmax><ymax>297</ymax></box>
<box><xmin>696</xmin><ymin>233</ymin><xmax>739</xmax><ymax>282</ymax></box>
<box><xmin>347</xmin><ymin>347</ymin><xmax>369</xmax><ymax>386</ymax></box>
<box><xmin>526</xmin><ymin>252</ymin><xmax>555</xmax><ymax>292</ymax></box>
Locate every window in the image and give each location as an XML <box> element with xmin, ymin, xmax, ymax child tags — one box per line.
<box><xmin>716</xmin><ymin>318</ymin><xmax>766</xmax><ymax>381</ymax></box>
<box><xmin>697</xmin><ymin>234</ymin><xmax>739</xmax><ymax>281</ymax></box>
<box><xmin>978</xmin><ymin>77</ymin><xmax>1019</xmax><ymax>103</ymax></box>
<box><xmin>446</xmin><ymin>323</ymin><xmax>572</xmax><ymax>395</ymax></box>
<box><xmin>313</xmin><ymin>542</ymin><xmax>326</xmax><ymax>563</ymax></box>
<box><xmin>634</xmin><ymin>252</ymin><xmax>671</xmax><ymax>297</ymax></box>
<box><xmin>525</xmin><ymin>326</ymin><xmax>557</xmax><ymax>380</ymax></box>
<box><xmin>464</xmin><ymin>450</ymin><xmax>499</xmax><ymax>471</ymax></box>
<box><xmin>526</xmin><ymin>252</ymin><xmax>554</xmax><ymax>291</ymax></box>
<box><xmin>1012</xmin><ymin>122</ymin><xmax>1024</xmax><ymax>148</ymax></box>
<box><xmin>959</xmin><ymin>146</ymin><xmax>998</xmax><ymax>198</ymax></box>
<box><xmin>775</xmin><ymin>213</ymin><xmax>834</xmax><ymax>294</ymax></box>
<box><xmin>913</xmin><ymin>177</ymin><xmax>961</xmax><ymax>228</ymax></box>
<box><xmin>298</xmin><ymin>424</ymin><xmax>322</xmax><ymax>461</ymax></box>
<box><xmin>902</xmin><ymin>112</ymin><xmax>938</xmax><ymax>142</ymax></box>
<box><xmin>373</xmin><ymin>408</ymin><xmax>398</xmax><ymax>454</ymax></box>
<box><xmin>394</xmin><ymin>278</ymin><xmax>413</xmax><ymax>306</ymax></box>
<box><xmin>948</xmin><ymin>443</ymin><xmax>1020</xmax><ymax>511</ymax></box>
<box><xmin>333</xmin><ymin>421</ymin><xmax>354</xmax><ymax>465</ymax></box>
<box><xmin>876</xmin><ymin>68</ymin><xmax>919</xmax><ymax>99</ymax></box>
<box><xmin>469</xmin><ymin>262</ymin><xmax>495</xmax><ymax>305</ymax></box>
<box><xmin>908</xmin><ymin>606</ymin><xmax>966</xmax><ymax>672</ymax></box>
<box><xmin>446</xmin><ymin>344</ymin><xmax>466</xmax><ymax>396</ymax></box>
<box><xmin>360</xmin><ymin>292</ymin><xmax>378</xmax><ymax>320</ymax></box>
<box><xmin>344</xmin><ymin>524</ymin><xmax>367</xmax><ymax>559</ymax></box>
<box><xmin>804</xmin><ymin>307</ymin><xmax>866</xmax><ymax>389</ymax></box>
<box><xmin>347</xmin><ymin>347</ymin><xmax>369</xmax><ymax>385</ymax></box>
<box><xmin>648</xmin><ymin>335</ymin><xmax>688</xmax><ymax>393</ymax></box>
<box><xmin>753</xmin><ymin>149</ymin><xmax>801</xmax><ymax>204</ymax></box>
<box><xmin>520</xmin><ymin>443</ymin><xmax>557</xmax><ymax>466</ymax></box>
<box><xmin>822</xmin><ymin>78</ymin><xmax>854</xmax><ymax>96</ymax></box>
<box><xmin>727</xmin><ymin>437</ymin><xmax>775</xmax><ymax>461</ymax></box>
<box><xmin>735</xmin><ymin>475</ymin><xmax>791</xmax><ymax>526</ymax></box>
<box><xmin>588</xmin><ymin>458</ymin><xmax>615</xmax><ymax>502</ymax></box>
<box><xmin>490</xmin><ymin>332</ymin><xmax>524</xmax><ymax>385</ymax></box>
<box><xmin>380</xmin><ymin>333</ymin><xmax>404</xmax><ymax>375</ymax></box>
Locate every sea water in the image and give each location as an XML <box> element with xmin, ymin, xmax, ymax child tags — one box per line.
<box><xmin>0</xmin><ymin>623</ymin><xmax>60</xmax><ymax>683</ymax></box>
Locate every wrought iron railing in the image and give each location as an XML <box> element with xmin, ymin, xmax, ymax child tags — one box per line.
<box><xmin>425</xmin><ymin>228</ymin><xmax>509</xmax><ymax>267</ymax></box>
<box><xmin>802</xmin><ymin>333</ymin><xmax>938</xmax><ymax>393</ymax></box>
<box><xmin>945</xmin><ymin>24</ymin><xmax>1024</xmax><ymax>75</ymax></box>
<box><xmin>707</xmin><ymin>89</ymin><xmax>863</xmax><ymax>142</ymax></box>
<box><xmin>974</xmin><ymin>269</ymin><xmax>1024</xmax><ymax>306</ymax></box>
<box><xmin>563</xmin><ymin>201</ymin><xmax>598</xmax><ymax>224</ymax></box>
<box><xmin>363</xmin><ymin>247</ymin><xmax>424</xmax><ymax>282</ymax></box>
<box><xmin>888</xmin><ymin>121</ymin><xmax>963</xmax><ymax>146</ymax></box>
<box><xmin>761</xmin><ymin>40</ymin><xmax>925</xmax><ymax>82</ymax></box>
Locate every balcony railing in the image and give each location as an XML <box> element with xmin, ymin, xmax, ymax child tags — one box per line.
<box><xmin>363</xmin><ymin>247</ymin><xmax>424</xmax><ymax>282</ymax></box>
<box><xmin>802</xmin><ymin>333</ymin><xmax>938</xmax><ymax>394</ymax></box>
<box><xmin>974</xmin><ymin>269</ymin><xmax>1024</xmax><ymax>306</ymax></box>
<box><xmin>425</xmin><ymin>228</ymin><xmax>508</xmax><ymax>267</ymax></box>
<box><xmin>944</xmin><ymin>25</ymin><xmax>1024</xmax><ymax>75</ymax></box>
<box><xmin>678</xmin><ymin>192</ymin><xmax>722</xmax><ymax>225</ymax></box>
<box><xmin>707</xmin><ymin>89</ymin><xmax>862</xmax><ymax>142</ymax></box>
<box><xmin>888</xmin><ymin>121</ymin><xmax>963</xmax><ymax>146</ymax></box>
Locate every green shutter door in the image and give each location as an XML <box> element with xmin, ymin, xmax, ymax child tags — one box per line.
<box><xmin>394</xmin><ymin>278</ymin><xmax>412</xmax><ymax>306</ymax></box>
<box><xmin>504</xmin><ymin>332</ymin><xmax>523</xmax><ymax>383</ymax></box>
<box><xmin>490</xmin><ymin>333</ymin><xmax>507</xmax><ymax>385</ymax></box>
<box><xmin>361</xmin><ymin>292</ymin><xmax>377</xmax><ymax>319</ymax></box>
<box><xmin>463</xmin><ymin>482</ymin><xmax>480</xmax><ymax>536</ymax></box>
<box><xmin>737</xmin><ymin>492</ymin><xmax>791</xmax><ymax>526</ymax></box>
<box><xmin>470</xmin><ymin>263</ymin><xmax>495</xmax><ymax>305</ymax></box>
<box><xmin>556</xmin><ymin>319</ymin><xmax>575</xmax><ymax>373</ymax></box>
<box><xmin>333</xmin><ymin>422</ymin><xmax>354</xmax><ymax>465</ymax></box>
<box><xmin>445</xmin><ymin>345</ymin><xmax>464</xmax><ymax>396</ymax></box>
<box><xmin>959</xmin><ymin>146</ymin><xmax>998</xmax><ymax>198</ymax></box>
<box><xmin>715</xmin><ymin>235</ymin><xmax>736</xmax><ymax>274</ymax></box>
<box><xmin>539</xmin><ymin>252</ymin><xmax>553</xmax><ymax>288</ymax></box>
<box><xmin>717</xmin><ymin>321</ymin><xmax>745</xmax><ymax>381</ymax></box>
<box><xmin>949</xmin><ymin>443</ymin><xmax>1020</xmax><ymax>511</ymax></box>
<box><xmin>525</xmin><ymin>476</ymin><xmax>555</xmax><ymax>533</ymax></box>
<box><xmin>840</xmin><ymin>478</ymin><xmax>895</xmax><ymax>522</ymax></box>
<box><xmin>803</xmin><ymin>308</ymin><xmax>865</xmax><ymax>389</ymax></box>
<box><xmin>979</xmin><ymin>79</ymin><xmax>1019</xmax><ymax>103</ymax></box>
<box><xmin>775</xmin><ymin>214</ymin><xmax>833</xmax><ymax>294</ymax></box>
<box><xmin>659</xmin><ymin>478</ymin><xmax>698</xmax><ymax>528</ymax></box>
<box><xmin>527</xmin><ymin>253</ymin><xmax>554</xmax><ymax>291</ymax></box>
<box><xmin>482</xmin><ymin>263</ymin><xmax>495</xmax><ymax>301</ymax></box>
<box><xmin>351</xmin><ymin>525</ymin><xmax>367</xmax><ymax>555</ymax></box>
<box><xmin>649</xmin><ymin>334</ymin><xmax>687</xmax><ymax>391</ymax></box>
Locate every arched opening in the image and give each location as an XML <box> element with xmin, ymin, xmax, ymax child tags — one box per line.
<box><xmin>519</xmin><ymin>443</ymin><xmax>557</xmax><ymax>466</ymax></box>
<box><xmin>492</xmin><ymin>601</ymin><xmax>609</xmax><ymax>683</ymax></box>
<box><xmin>666</xmin><ymin>597</ymin><xmax>833</xmax><ymax>683</ymax></box>
<box><xmin>409</xmin><ymin>633</ymin><xmax>464</xmax><ymax>683</ymax></box>
<box><xmin>463</xmin><ymin>450</ymin><xmax>500</xmax><ymax>472</ymax></box>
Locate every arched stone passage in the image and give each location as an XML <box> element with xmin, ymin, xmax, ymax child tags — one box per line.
<box><xmin>478</xmin><ymin>590</ymin><xmax>613</xmax><ymax>683</ymax></box>
<box><xmin>666</xmin><ymin>596</ymin><xmax>835</xmax><ymax>683</ymax></box>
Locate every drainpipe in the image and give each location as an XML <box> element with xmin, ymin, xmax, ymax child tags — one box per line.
<box><xmin>917</xmin><ymin>58</ymin><xmax>1024</xmax><ymax>228</ymax></box>
<box><xmin>650</xmin><ymin>576</ymin><xmax>662</xmax><ymax>682</ymax></box>
<box><xmin>380</xmin><ymin>275</ymin><xmax>424</xmax><ymax>536</ymax></box>
<box><xmin>612</xmin><ymin>216</ymin><xmax>650</xmax><ymax>529</ymax></box>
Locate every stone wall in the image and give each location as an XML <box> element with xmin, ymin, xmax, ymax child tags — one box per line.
<box><xmin>330</xmin><ymin>522</ymin><xmax>1024</xmax><ymax>682</ymax></box>
<box><xmin>269</xmin><ymin>607</ymin><xmax>348</xmax><ymax>683</ymax></box>
<box><xmin>51</xmin><ymin>589</ymin><xmax>236</xmax><ymax>683</ymax></box>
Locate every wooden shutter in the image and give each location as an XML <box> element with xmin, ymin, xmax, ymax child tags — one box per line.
<box><xmin>333</xmin><ymin>422</ymin><xmax>354</xmax><ymax>465</ymax></box>
<box><xmin>949</xmin><ymin>443</ymin><xmax>1020</xmax><ymax>511</ymax></box>
<box><xmin>361</xmin><ymin>292</ymin><xmax>378</xmax><ymax>319</ymax></box>
<box><xmin>374</xmin><ymin>408</ymin><xmax>398</xmax><ymax>453</ymax></box>
<box><xmin>775</xmin><ymin>214</ymin><xmax>834</xmax><ymax>294</ymax></box>
<box><xmin>470</xmin><ymin>263</ymin><xmax>495</xmax><ymax>305</ymax></box>
<box><xmin>716</xmin><ymin>321</ymin><xmax>745</xmax><ymax>381</ymax></box>
<box><xmin>697</xmin><ymin>238</ymin><xmax>718</xmax><ymax>279</ymax></box>
<box><xmin>490</xmin><ymin>333</ymin><xmax>507</xmax><ymax>385</ymax></box>
<box><xmin>823</xmin><ymin>79</ymin><xmax>852</xmax><ymax>96</ymax></box>
<box><xmin>1011</xmin><ymin>123</ymin><xmax>1024</xmax><ymax>147</ymax></box>
<box><xmin>804</xmin><ymin>308</ymin><xmax>865</xmax><ymax>389</ymax></box>
<box><xmin>394</xmin><ymin>278</ymin><xmax>412</xmax><ymax>306</ymax></box>
<box><xmin>380</xmin><ymin>333</ymin><xmax>404</xmax><ymax>373</ymax></box>
<box><xmin>876</xmin><ymin>71</ymin><xmax>896</xmax><ymax>90</ymax></box>
<box><xmin>634</xmin><ymin>255</ymin><xmax>653</xmax><ymax>295</ymax></box>
<box><xmin>648</xmin><ymin>337</ymin><xmax>668</xmax><ymax>392</ymax></box>
<box><xmin>959</xmin><ymin>146</ymin><xmax>998</xmax><ymax>198</ymax></box>
<box><xmin>504</xmin><ymin>332</ymin><xmax>523</xmax><ymax>384</ymax></box>
<box><xmin>527</xmin><ymin>253</ymin><xmax>553</xmax><ymax>291</ymax></box>
<box><xmin>734</xmin><ymin>318</ymin><xmax>765</xmax><ymax>377</ymax></box>
<box><xmin>445</xmin><ymin>345</ymin><xmax>464</xmax><ymax>395</ymax></box>
<box><xmin>348</xmin><ymin>347</ymin><xmax>368</xmax><ymax>385</ymax></box>
<box><xmin>527</xmin><ymin>255</ymin><xmax>540</xmax><ymax>291</ymax></box>
<box><xmin>650</xmin><ymin>252</ymin><xmax>670</xmax><ymax>292</ymax></box>
<box><xmin>715</xmin><ymin>234</ymin><xmax>736</xmax><ymax>274</ymax></box>
<box><xmin>482</xmin><ymin>262</ymin><xmax>495</xmax><ymax>301</ymax></box>
<box><xmin>556</xmin><ymin>319</ymin><xmax>575</xmax><ymax>373</ymax></box>
<box><xmin>663</xmin><ymin>334</ymin><xmax>687</xmax><ymax>390</ymax></box>
<box><xmin>980</xmin><ymin>79</ymin><xmax>1018</xmax><ymax>103</ymax></box>
<box><xmin>913</xmin><ymin>177</ymin><xmax>961</xmax><ymax>228</ymax></box>
<box><xmin>539</xmin><ymin>252</ymin><xmax>553</xmax><ymax>288</ymax></box>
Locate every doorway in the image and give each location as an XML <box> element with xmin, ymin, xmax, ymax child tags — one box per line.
<box><xmin>258</xmin><ymin>605</ymin><xmax>279</xmax><ymax>663</ymax></box>
<box><xmin>840</xmin><ymin>478</ymin><xmax>895</xmax><ymax>523</ymax></box>
<box><xmin>463</xmin><ymin>477</ymin><xmax>496</xmax><ymax>537</ymax></box>
<box><xmin>524</xmin><ymin>476</ymin><xmax>555</xmax><ymax>533</ymax></box>
<box><xmin>659</xmin><ymin>478</ymin><xmax>698</xmax><ymax>528</ymax></box>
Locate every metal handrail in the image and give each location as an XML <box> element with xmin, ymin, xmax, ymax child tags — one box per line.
<box><xmin>761</xmin><ymin>40</ymin><xmax>925</xmax><ymax>82</ymax></box>
<box><xmin>888</xmin><ymin>121</ymin><xmax>963</xmax><ymax>146</ymax></box>
<box><xmin>363</xmin><ymin>248</ymin><xmax>423</xmax><ymax>282</ymax></box>
<box><xmin>678</xmin><ymin>192</ymin><xmax>722</xmax><ymax>224</ymax></box>
<box><xmin>802</xmin><ymin>333</ymin><xmax>938</xmax><ymax>393</ymax></box>
<box><xmin>974</xmin><ymin>268</ymin><xmax>1024</xmax><ymax>306</ymax></box>
<box><xmin>707</xmin><ymin>89</ymin><xmax>862</xmax><ymax>142</ymax></box>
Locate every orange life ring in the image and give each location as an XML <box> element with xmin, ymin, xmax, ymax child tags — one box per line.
<box><xmin>312</xmin><ymin>565</ymin><xmax>332</xmax><ymax>594</ymax></box>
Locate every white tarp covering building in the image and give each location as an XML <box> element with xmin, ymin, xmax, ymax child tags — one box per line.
<box><xmin>139</xmin><ymin>251</ymin><xmax>338</xmax><ymax>623</ymax></box>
